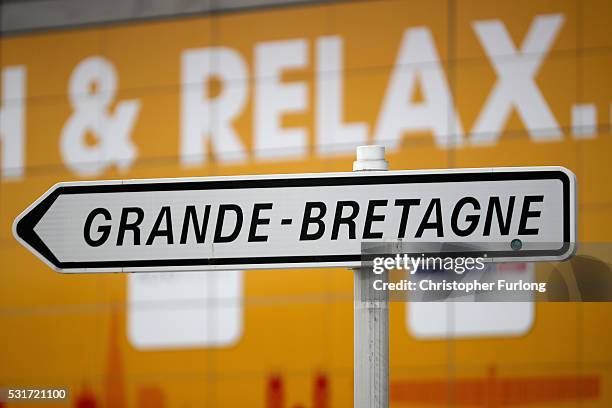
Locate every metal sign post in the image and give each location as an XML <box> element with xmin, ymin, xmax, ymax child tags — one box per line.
<box><xmin>352</xmin><ymin>145</ymin><xmax>389</xmax><ymax>408</ymax></box>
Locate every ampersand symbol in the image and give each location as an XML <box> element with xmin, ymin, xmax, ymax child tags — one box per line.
<box><xmin>61</xmin><ymin>56</ymin><xmax>140</xmax><ymax>176</ymax></box>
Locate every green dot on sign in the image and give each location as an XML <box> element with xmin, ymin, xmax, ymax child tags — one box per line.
<box><xmin>511</xmin><ymin>239</ymin><xmax>522</xmax><ymax>251</ymax></box>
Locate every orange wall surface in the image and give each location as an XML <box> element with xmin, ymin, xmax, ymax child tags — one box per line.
<box><xmin>1</xmin><ymin>0</ymin><xmax>612</xmax><ymax>407</ymax></box>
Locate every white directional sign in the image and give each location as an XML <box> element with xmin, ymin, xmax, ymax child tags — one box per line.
<box><xmin>13</xmin><ymin>167</ymin><xmax>576</xmax><ymax>273</ymax></box>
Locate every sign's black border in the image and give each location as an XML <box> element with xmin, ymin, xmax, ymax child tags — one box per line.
<box><xmin>15</xmin><ymin>170</ymin><xmax>572</xmax><ymax>270</ymax></box>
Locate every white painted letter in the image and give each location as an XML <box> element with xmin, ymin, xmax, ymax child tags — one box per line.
<box><xmin>316</xmin><ymin>36</ymin><xmax>367</xmax><ymax>155</ymax></box>
<box><xmin>181</xmin><ymin>48</ymin><xmax>248</xmax><ymax>166</ymax></box>
<box><xmin>0</xmin><ymin>66</ymin><xmax>26</xmax><ymax>180</ymax></box>
<box><xmin>375</xmin><ymin>28</ymin><xmax>464</xmax><ymax>149</ymax></box>
<box><xmin>471</xmin><ymin>14</ymin><xmax>564</xmax><ymax>144</ymax></box>
<box><xmin>255</xmin><ymin>39</ymin><xmax>308</xmax><ymax>160</ymax></box>
<box><xmin>61</xmin><ymin>57</ymin><xmax>140</xmax><ymax>177</ymax></box>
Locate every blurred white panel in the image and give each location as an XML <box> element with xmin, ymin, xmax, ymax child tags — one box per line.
<box><xmin>407</xmin><ymin>263</ymin><xmax>535</xmax><ymax>338</ymax></box>
<box><xmin>127</xmin><ymin>270</ymin><xmax>243</xmax><ymax>350</ymax></box>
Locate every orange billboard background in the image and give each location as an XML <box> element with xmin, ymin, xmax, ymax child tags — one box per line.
<box><xmin>1</xmin><ymin>0</ymin><xmax>612</xmax><ymax>407</ymax></box>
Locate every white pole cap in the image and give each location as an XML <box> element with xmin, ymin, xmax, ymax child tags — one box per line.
<box><xmin>353</xmin><ymin>145</ymin><xmax>388</xmax><ymax>171</ymax></box>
